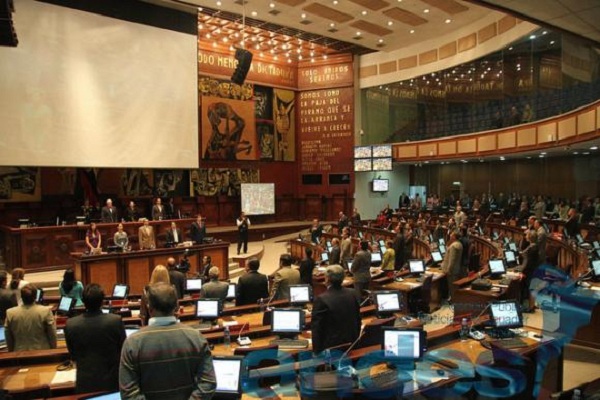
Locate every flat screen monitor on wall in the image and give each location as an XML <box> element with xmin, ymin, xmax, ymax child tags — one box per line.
<box><xmin>354</xmin><ymin>146</ymin><xmax>372</xmax><ymax>158</ymax></box>
<box><xmin>354</xmin><ymin>159</ymin><xmax>372</xmax><ymax>172</ymax></box>
<box><xmin>241</xmin><ymin>183</ymin><xmax>275</xmax><ymax>215</ymax></box>
<box><xmin>372</xmin><ymin>179</ymin><xmax>389</xmax><ymax>192</ymax></box>
<box><xmin>372</xmin><ymin>157</ymin><xmax>392</xmax><ymax>171</ymax></box>
<box><xmin>372</xmin><ymin>145</ymin><xmax>392</xmax><ymax>158</ymax></box>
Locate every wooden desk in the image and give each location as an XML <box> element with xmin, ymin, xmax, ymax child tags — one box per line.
<box><xmin>375</xmin><ymin>269</ymin><xmax>446</xmax><ymax>314</ymax></box>
<box><xmin>73</xmin><ymin>242</ymin><xmax>229</xmax><ymax>295</ymax></box>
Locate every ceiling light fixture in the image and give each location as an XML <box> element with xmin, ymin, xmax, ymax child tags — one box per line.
<box><xmin>409</xmin><ymin>29</ymin><xmax>415</xmax><ymax>34</ymax></box>
<box><xmin>361</xmin><ymin>10</ymin><xmax>367</xmax><ymax>16</ymax></box>
<box><xmin>423</xmin><ymin>8</ymin><xmax>430</xmax><ymax>13</ymax></box>
<box><xmin>445</xmin><ymin>19</ymin><xmax>451</xmax><ymax>23</ymax></box>
<box><xmin>591</xmin><ymin>146</ymin><xmax>598</xmax><ymax>150</ymax></box>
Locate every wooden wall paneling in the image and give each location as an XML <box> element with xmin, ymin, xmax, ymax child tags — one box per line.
<box><xmin>198</xmin><ymin>197</ymin><xmax>220</xmax><ymax>226</ymax></box>
<box><xmin>577</xmin><ymin>110</ymin><xmax>596</xmax><ymax>134</ymax></box>
<box><xmin>331</xmin><ymin>194</ymin><xmax>348</xmax><ymax>220</ymax></box>
<box><xmin>125</xmin><ymin>257</ymin><xmax>152</xmax><ymax>296</ymax></box>
<box><xmin>21</xmin><ymin>234</ymin><xmax>48</xmax><ymax>270</ymax></box>
<box><xmin>304</xmin><ymin>195</ymin><xmax>324</xmax><ymax>221</ymax></box>
<box><xmin>85</xmin><ymin>260</ymin><xmax>120</xmax><ymax>292</ymax></box>
<box><xmin>51</xmin><ymin>232</ymin><xmax>77</xmax><ymax>267</ymax></box>
<box><xmin>218</xmin><ymin>197</ymin><xmax>237</xmax><ymax>227</ymax></box>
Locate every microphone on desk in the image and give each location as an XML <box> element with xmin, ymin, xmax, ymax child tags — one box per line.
<box><xmin>335</xmin><ymin>326</ymin><xmax>367</xmax><ymax>377</ymax></box>
<box><xmin>264</xmin><ymin>291</ymin><xmax>277</xmax><ymax>310</ymax></box>
<box><xmin>236</xmin><ymin>322</ymin><xmax>252</xmax><ymax>346</ymax></box>
<box><xmin>468</xmin><ymin>302</ymin><xmax>491</xmax><ymax>340</ymax></box>
<box><xmin>359</xmin><ymin>295</ymin><xmax>372</xmax><ymax>308</ymax></box>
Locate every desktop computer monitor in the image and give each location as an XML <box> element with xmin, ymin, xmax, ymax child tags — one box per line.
<box><xmin>226</xmin><ymin>283</ymin><xmax>236</xmax><ymax>300</ymax></box>
<box><xmin>591</xmin><ymin>259</ymin><xmax>600</xmax><ymax>278</ymax></box>
<box><xmin>593</xmin><ymin>241</ymin><xmax>600</xmax><ymax>250</ymax></box>
<box><xmin>326</xmin><ymin>243</ymin><xmax>333</xmax><ymax>252</ymax></box>
<box><xmin>378</xmin><ymin>239</ymin><xmax>386</xmax><ymax>249</ymax></box>
<box><xmin>503</xmin><ymin>237</ymin><xmax>510</xmax><ymax>245</ymax></box>
<box><xmin>382</xmin><ymin>327</ymin><xmax>426</xmax><ymax>361</ymax></box>
<box><xmin>321</xmin><ymin>252</ymin><xmax>329</xmax><ymax>264</ymax></box>
<box><xmin>489</xmin><ymin>300</ymin><xmax>523</xmax><ymax>329</ymax></box>
<box><xmin>112</xmin><ymin>284</ymin><xmax>129</xmax><ymax>299</ymax></box>
<box><xmin>408</xmin><ymin>259</ymin><xmax>425</xmax><ymax>275</ymax></box>
<box><xmin>289</xmin><ymin>284</ymin><xmax>312</xmax><ymax>305</ymax></box>
<box><xmin>431</xmin><ymin>251</ymin><xmax>443</xmax><ymax>263</ymax></box>
<box><xmin>195</xmin><ymin>299</ymin><xmax>222</xmax><ymax>321</ymax></box>
<box><xmin>186</xmin><ymin>278</ymin><xmax>203</xmax><ymax>291</ymax></box>
<box><xmin>57</xmin><ymin>296</ymin><xmax>76</xmax><ymax>316</ymax></box>
<box><xmin>346</xmin><ymin>260</ymin><xmax>353</xmax><ymax>270</ymax></box>
<box><xmin>212</xmin><ymin>356</ymin><xmax>244</xmax><ymax>396</ymax></box>
<box><xmin>438</xmin><ymin>238</ymin><xmax>445</xmax><ymax>246</ymax></box>
<box><xmin>438</xmin><ymin>244</ymin><xmax>446</xmax><ymax>255</ymax></box>
<box><xmin>504</xmin><ymin>250</ymin><xmax>517</xmax><ymax>266</ymax></box>
<box><xmin>271</xmin><ymin>308</ymin><xmax>305</xmax><ymax>337</ymax></box>
<box><xmin>35</xmin><ymin>288</ymin><xmax>44</xmax><ymax>304</ymax></box>
<box><xmin>125</xmin><ymin>327</ymin><xmax>139</xmax><ymax>337</ymax></box>
<box><xmin>489</xmin><ymin>259</ymin><xmax>506</xmax><ymax>276</ymax></box>
<box><xmin>374</xmin><ymin>291</ymin><xmax>402</xmax><ymax>316</ymax></box>
<box><xmin>371</xmin><ymin>252</ymin><xmax>382</xmax><ymax>264</ymax></box>
<box><xmin>508</xmin><ymin>242</ymin><xmax>518</xmax><ymax>252</ymax></box>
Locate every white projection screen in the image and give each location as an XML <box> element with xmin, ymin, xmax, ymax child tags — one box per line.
<box><xmin>241</xmin><ymin>183</ymin><xmax>275</xmax><ymax>215</ymax></box>
<box><xmin>0</xmin><ymin>1</ymin><xmax>198</xmax><ymax>168</ymax></box>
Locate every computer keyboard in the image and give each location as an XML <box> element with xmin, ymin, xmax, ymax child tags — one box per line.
<box><xmin>269</xmin><ymin>338</ymin><xmax>309</xmax><ymax>349</ymax></box>
<box><xmin>364</xmin><ymin>369</ymin><xmax>413</xmax><ymax>388</ymax></box>
<box><xmin>195</xmin><ymin>322</ymin><xmax>216</xmax><ymax>331</ymax></box>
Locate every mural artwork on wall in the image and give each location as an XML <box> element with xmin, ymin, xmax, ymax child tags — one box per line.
<box><xmin>0</xmin><ymin>167</ymin><xmax>41</xmax><ymax>202</ymax></box>
<box><xmin>258</xmin><ymin>121</ymin><xmax>275</xmax><ymax>160</ymax></box>
<box><xmin>190</xmin><ymin>168</ymin><xmax>259</xmax><ymax>197</ymax></box>
<box><xmin>120</xmin><ymin>169</ymin><xmax>154</xmax><ymax>197</ymax></box>
<box><xmin>198</xmin><ymin>76</ymin><xmax>253</xmax><ymax>101</ymax></box>
<box><xmin>201</xmin><ymin>97</ymin><xmax>258</xmax><ymax>161</ymax></box>
<box><xmin>274</xmin><ymin>89</ymin><xmax>295</xmax><ymax>161</ymax></box>
<box><xmin>154</xmin><ymin>170</ymin><xmax>188</xmax><ymax>197</ymax></box>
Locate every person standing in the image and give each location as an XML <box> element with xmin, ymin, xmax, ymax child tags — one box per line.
<box><xmin>65</xmin><ymin>284</ymin><xmax>126</xmax><ymax>394</ymax></box>
<box><xmin>5</xmin><ymin>284</ymin><xmax>57</xmax><ymax>351</ymax></box>
<box><xmin>441</xmin><ymin>232</ymin><xmax>464</xmax><ymax>301</ymax></box>
<box><xmin>236</xmin><ymin>258</ymin><xmax>269</xmax><ymax>306</ymax></box>
<box><xmin>380</xmin><ymin>239</ymin><xmax>395</xmax><ymax>275</ymax></box>
<box><xmin>392</xmin><ymin>230</ymin><xmax>405</xmax><ymax>270</ymax></box>
<box><xmin>199</xmin><ymin>267</ymin><xmax>229</xmax><ymax>301</ymax></box>
<box><xmin>309</xmin><ymin>219</ymin><xmax>323</xmax><ymax>244</ymax></box>
<box><xmin>270</xmin><ymin>254</ymin><xmax>301</xmax><ymax>301</ymax></box>
<box><xmin>534</xmin><ymin>219</ymin><xmax>547</xmax><ymax>265</ymax></box>
<box><xmin>119</xmin><ymin>283</ymin><xmax>216</xmax><ymax>399</ymax></box>
<box><xmin>338</xmin><ymin>211</ymin><xmax>349</xmax><ymax>232</ymax></box>
<box><xmin>299</xmin><ymin>247</ymin><xmax>316</xmax><ymax>285</ymax></box>
<box><xmin>329</xmin><ymin>238</ymin><xmax>341</xmax><ymax>265</ymax></box>
<box><xmin>59</xmin><ymin>268</ymin><xmax>84</xmax><ymax>307</ymax></box>
<box><xmin>166</xmin><ymin>221</ymin><xmax>182</xmax><ymax>247</ymax></box>
<box><xmin>167</xmin><ymin>257</ymin><xmax>186</xmax><ymax>300</ymax></box>
<box><xmin>311</xmin><ymin>265</ymin><xmax>361</xmax><ymax>354</ymax></box>
<box><xmin>113</xmin><ymin>223</ymin><xmax>129</xmax><ymax>251</ymax></box>
<box><xmin>151</xmin><ymin>198</ymin><xmax>165</xmax><ymax>221</ymax></box>
<box><xmin>85</xmin><ymin>222</ymin><xmax>102</xmax><ymax>253</ymax></box>
<box><xmin>125</xmin><ymin>201</ymin><xmax>139</xmax><ymax>222</ymax></box>
<box><xmin>9</xmin><ymin>268</ymin><xmax>29</xmax><ymax>306</ymax></box>
<box><xmin>520</xmin><ymin>231</ymin><xmax>540</xmax><ymax>313</ymax></box>
<box><xmin>190</xmin><ymin>215</ymin><xmax>206</xmax><ymax>244</ymax></box>
<box><xmin>101</xmin><ymin>198</ymin><xmax>118</xmax><ymax>223</ymax></box>
<box><xmin>0</xmin><ymin>271</ymin><xmax>16</xmax><ymax>325</ymax></box>
<box><xmin>236</xmin><ymin>211</ymin><xmax>250</xmax><ymax>255</ymax></box>
<box><xmin>138</xmin><ymin>219</ymin><xmax>156</xmax><ymax>250</ymax></box>
<box><xmin>351</xmin><ymin>241</ymin><xmax>371</xmax><ymax>298</ymax></box>
<box><xmin>340</xmin><ymin>230</ymin><xmax>353</xmax><ymax>269</ymax></box>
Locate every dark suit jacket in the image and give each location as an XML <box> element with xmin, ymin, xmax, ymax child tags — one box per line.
<box><xmin>125</xmin><ymin>207</ymin><xmax>139</xmax><ymax>222</ymax></box>
<box><xmin>169</xmin><ymin>269</ymin><xmax>186</xmax><ymax>300</ymax></box>
<box><xmin>329</xmin><ymin>245</ymin><xmax>341</xmax><ymax>265</ymax></box>
<box><xmin>299</xmin><ymin>257</ymin><xmax>316</xmax><ymax>285</ymax></box>
<box><xmin>236</xmin><ymin>271</ymin><xmax>269</xmax><ymax>306</ymax></box>
<box><xmin>0</xmin><ymin>288</ymin><xmax>16</xmax><ymax>325</ymax></box>
<box><xmin>152</xmin><ymin>205</ymin><xmax>165</xmax><ymax>221</ymax></box>
<box><xmin>64</xmin><ymin>311</ymin><xmax>126</xmax><ymax>393</ymax></box>
<box><xmin>311</xmin><ymin>286</ymin><xmax>361</xmax><ymax>354</ymax></box>
<box><xmin>101</xmin><ymin>206</ymin><xmax>118</xmax><ymax>223</ymax></box>
<box><xmin>190</xmin><ymin>222</ymin><xmax>206</xmax><ymax>244</ymax></box>
<box><xmin>166</xmin><ymin>228</ymin><xmax>182</xmax><ymax>245</ymax></box>
<box><xmin>351</xmin><ymin>250</ymin><xmax>371</xmax><ymax>283</ymax></box>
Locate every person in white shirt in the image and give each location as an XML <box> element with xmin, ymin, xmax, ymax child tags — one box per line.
<box><xmin>236</xmin><ymin>212</ymin><xmax>251</xmax><ymax>255</ymax></box>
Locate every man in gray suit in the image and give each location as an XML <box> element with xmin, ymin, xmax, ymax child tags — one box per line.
<box><xmin>351</xmin><ymin>241</ymin><xmax>371</xmax><ymax>298</ymax></box>
<box><xmin>5</xmin><ymin>284</ymin><xmax>57</xmax><ymax>351</ymax></box>
<box><xmin>329</xmin><ymin>238</ymin><xmax>341</xmax><ymax>265</ymax></box>
<box><xmin>199</xmin><ymin>267</ymin><xmax>228</xmax><ymax>301</ymax></box>
<box><xmin>270</xmin><ymin>254</ymin><xmax>300</xmax><ymax>301</ymax></box>
<box><xmin>441</xmin><ymin>232</ymin><xmax>464</xmax><ymax>301</ymax></box>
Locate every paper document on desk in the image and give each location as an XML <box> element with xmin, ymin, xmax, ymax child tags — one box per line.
<box><xmin>403</xmin><ymin>282</ymin><xmax>421</xmax><ymax>288</ymax></box>
<box><xmin>51</xmin><ymin>369</ymin><xmax>77</xmax><ymax>385</ymax></box>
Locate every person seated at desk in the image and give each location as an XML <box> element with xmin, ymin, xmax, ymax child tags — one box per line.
<box><xmin>299</xmin><ymin>247</ymin><xmax>316</xmax><ymax>285</ymax></box>
<box><xmin>86</xmin><ymin>222</ymin><xmax>102</xmax><ymax>254</ymax></box>
<box><xmin>312</xmin><ymin>264</ymin><xmax>361</xmax><ymax>355</ymax></box>
<box><xmin>200</xmin><ymin>255</ymin><xmax>213</xmax><ymax>280</ymax></box>
<box><xmin>65</xmin><ymin>283</ymin><xmax>126</xmax><ymax>394</ymax></box>
<box><xmin>9</xmin><ymin>267</ymin><xmax>29</xmax><ymax>306</ymax></box>
<box><xmin>0</xmin><ymin>271</ymin><xmax>17</xmax><ymax>325</ymax></box>
<box><xmin>138</xmin><ymin>218</ymin><xmax>156</xmax><ymax>250</ymax></box>
<box><xmin>124</xmin><ymin>200</ymin><xmax>139</xmax><ymax>222</ymax></box>
<box><xmin>113</xmin><ymin>223</ymin><xmax>129</xmax><ymax>251</ymax></box>
<box><xmin>199</xmin><ymin>267</ymin><xmax>228</xmax><ymax>301</ymax></box>
<box><xmin>140</xmin><ymin>265</ymin><xmax>170</xmax><ymax>325</ymax></box>
<box><xmin>166</xmin><ymin>221</ymin><xmax>182</xmax><ymax>247</ymax></box>
<box><xmin>236</xmin><ymin>258</ymin><xmax>269</xmax><ymax>306</ymax></box>
<box><xmin>119</xmin><ymin>283</ymin><xmax>216</xmax><ymax>399</ymax></box>
<box><xmin>167</xmin><ymin>257</ymin><xmax>186</xmax><ymax>300</ymax></box>
<box><xmin>270</xmin><ymin>254</ymin><xmax>301</xmax><ymax>301</ymax></box>
<box><xmin>59</xmin><ymin>268</ymin><xmax>84</xmax><ymax>307</ymax></box>
<box><xmin>5</xmin><ymin>284</ymin><xmax>57</xmax><ymax>351</ymax></box>
<box><xmin>190</xmin><ymin>215</ymin><xmax>206</xmax><ymax>244</ymax></box>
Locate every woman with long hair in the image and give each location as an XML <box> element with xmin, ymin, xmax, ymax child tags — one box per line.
<box><xmin>140</xmin><ymin>265</ymin><xmax>171</xmax><ymax>325</ymax></box>
<box><xmin>85</xmin><ymin>222</ymin><xmax>102</xmax><ymax>253</ymax></box>
<box><xmin>9</xmin><ymin>268</ymin><xmax>29</xmax><ymax>305</ymax></box>
<box><xmin>59</xmin><ymin>268</ymin><xmax>84</xmax><ymax>306</ymax></box>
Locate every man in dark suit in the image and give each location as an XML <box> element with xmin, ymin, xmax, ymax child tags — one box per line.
<box><xmin>151</xmin><ymin>198</ymin><xmax>165</xmax><ymax>221</ymax></box>
<box><xmin>167</xmin><ymin>257</ymin><xmax>186</xmax><ymax>300</ymax></box>
<box><xmin>311</xmin><ymin>264</ymin><xmax>361</xmax><ymax>354</ymax></box>
<box><xmin>299</xmin><ymin>247</ymin><xmax>316</xmax><ymax>285</ymax></box>
<box><xmin>519</xmin><ymin>230</ymin><xmax>540</xmax><ymax>313</ymax></box>
<box><xmin>441</xmin><ymin>232</ymin><xmax>464</xmax><ymax>301</ymax></box>
<box><xmin>0</xmin><ymin>271</ymin><xmax>16</xmax><ymax>325</ymax></box>
<box><xmin>270</xmin><ymin>254</ymin><xmax>301</xmax><ymax>301</ymax></box>
<box><xmin>65</xmin><ymin>284</ymin><xmax>126</xmax><ymax>394</ymax></box>
<box><xmin>564</xmin><ymin>208</ymin><xmax>579</xmax><ymax>239</ymax></box>
<box><xmin>190</xmin><ymin>215</ymin><xmax>206</xmax><ymax>244</ymax></box>
<box><xmin>392</xmin><ymin>230</ymin><xmax>405</xmax><ymax>270</ymax></box>
<box><xmin>236</xmin><ymin>211</ymin><xmax>250</xmax><ymax>255</ymax></box>
<box><xmin>329</xmin><ymin>238</ymin><xmax>341</xmax><ymax>265</ymax></box>
<box><xmin>236</xmin><ymin>258</ymin><xmax>269</xmax><ymax>306</ymax></box>
<box><xmin>351</xmin><ymin>241</ymin><xmax>372</xmax><ymax>298</ymax></box>
<box><xmin>309</xmin><ymin>219</ymin><xmax>323</xmax><ymax>244</ymax></box>
<box><xmin>101</xmin><ymin>198</ymin><xmax>118</xmax><ymax>223</ymax></box>
<box><xmin>166</xmin><ymin>222</ymin><xmax>182</xmax><ymax>247</ymax></box>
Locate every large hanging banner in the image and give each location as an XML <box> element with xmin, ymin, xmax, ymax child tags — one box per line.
<box><xmin>190</xmin><ymin>168</ymin><xmax>259</xmax><ymax>197</ymax></box>
<box><xmin>273</xmin><ymin>89</ymin><xmax>296</xmax><ymax>161</ymax></box>
<box><xmin>200</xmin><ymin>97</ymin><xmax>258</xmax><ymax>161</ymax></box>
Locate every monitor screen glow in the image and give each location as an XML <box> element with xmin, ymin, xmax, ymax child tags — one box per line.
<box><xmin>489</xmin><ymin>259</ymin><xmax>506</xmax><ymax>274</ymax></box>
<box><xmin>195</xmin><ymin>300</ymin><xmax>220</xmax><ymax>319</ymax></box>
<box><xmin>372</xmin><ymin>144</ymin><xmax>392</xmax><ymax>158</ymax></box>
<box><xmin>382</xmin><ymin>328</ymin><xmax>423</xmax><ymax>360</ymax></box>
<box><xmin>289</xmin><ymin>285</ymin><xmax>311</xmax><ymax>304</ymax></box>
<box><xmin>375</xmin><ymin>292</ymin><xmax>401</xmax><ymax>313</ymax></box>
<box><xmin>58</xmin><ymin>297</ymin><xmax>73</xmax><ymax>313</ymax></box>
<box><xmin>354</xmin><ymin>159</ymin><xmax>372</xmax><ymax>172</ymax></box>
<box><xmin>354</xmin><ymin>146</ymin><xmax>372</xmax><ymax>158</ymax></box>
<box><xmin>438</xmin><ymin>244</ymin><xmax>446</xmax><ymax>254</ymax></box>
<box><xmin>504</xmin><ymin>250</ymin><xmax>516</xmax><ymax>263</ymax></box>
<box><xmin>186</xmin><ymin>279</ymin><xmax>203</xmax><ymax>291</ymax></box>
<box><xmin>508</xmin><ymin>242</ymin><xmax>518</xmax><ymax>252</ymax></box>
<box><xmin>213</xmin><ymin>357</ymin><xmax>243</xmax><ymax>394</ymax></box>
<box><xmin>431</xmin><ymin>251</ymin><xmax>442</xmax><ymax>263</ymax></box>
<box><xmin>271</xmin><ymin>309</ymin><xmax>303</xmax><ymax>334</ymax></box>
<box><xmin>371</xmin><ymin>252</ymin><xmax>382</xmax><ymax>263</ymax></box>
<box><xmin>226</xmin><ymin>284</ymin><xmax>236</xmax><ymax>299</ymax></box>
<box><xmin>490</xmin><ymin>301</ymin><xmax>522</xmax><ymax>329</ymax></box>
<box><xmin>409</xmin><ymin>260</ymin><xmax>425</xmax><ymax>274</ymax></box>
<box><xmin>372</xmin><ymin>179</ymin><xmax>389</xmax><ymax>192</ymax></box>
<box><xmin>112</xmin><ymin>284</ymin><xmax>128</xmax><ymax>298</ymax></box>
<box><xmin>372</xmin><ymin>158</ymin><xmax>392</xmax><ymax>171</ymax></box>
<box><xmin>321</xmin><ymin>252</ymin><xmax>329</xmax><ymax>263</ymax></box>
<box><xmin>591</xmin><ymin>259</ymin><xmax>600</xmax><ymax>277</ymax></box>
